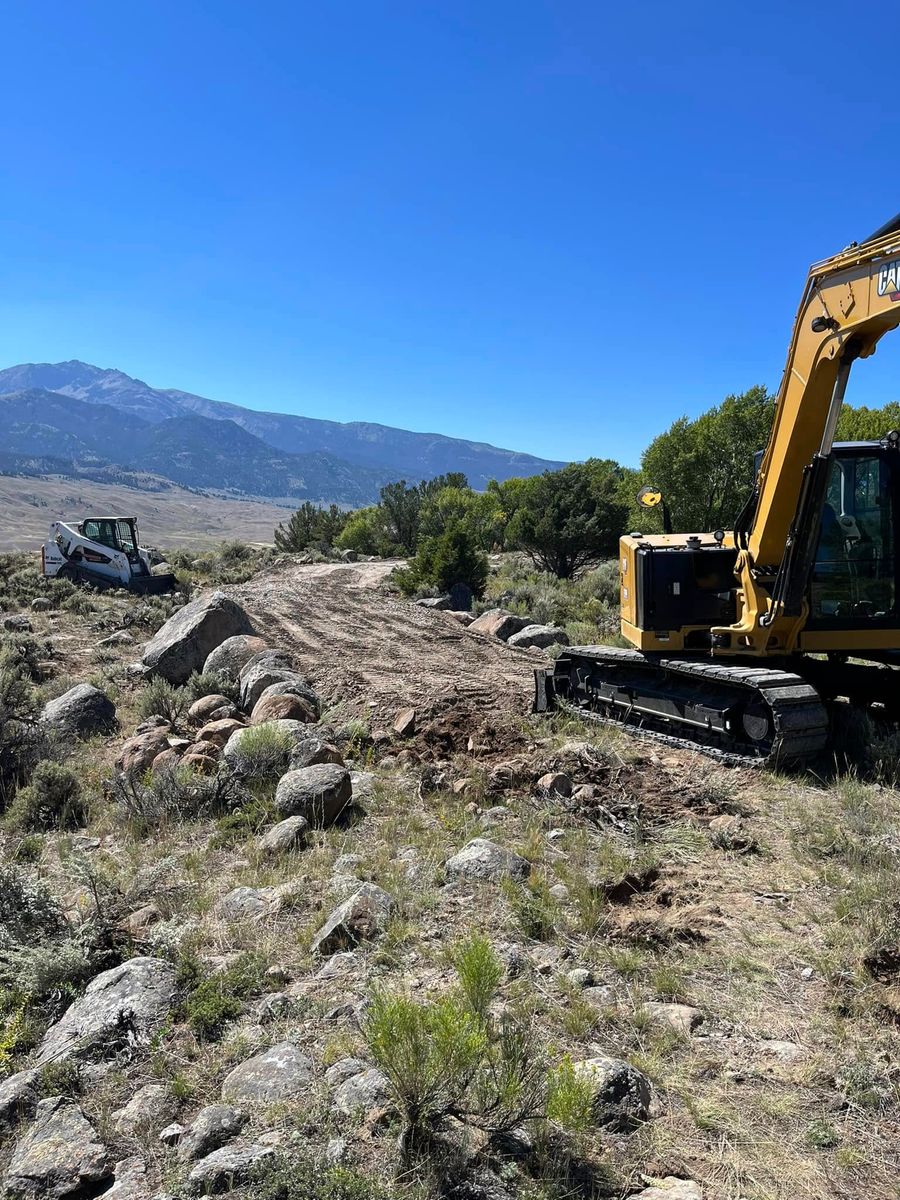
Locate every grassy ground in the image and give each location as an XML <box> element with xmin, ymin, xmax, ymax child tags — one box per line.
<box><xmin>0</xmin><ymin>549</ymin><xmax>898</xmax><ymax>1199</ymax></box>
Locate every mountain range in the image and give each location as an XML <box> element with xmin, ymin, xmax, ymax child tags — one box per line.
<box><xmin>0</xmin><ymin>361</ymin><xmax>565</xmax><ymax>506</ymax></box>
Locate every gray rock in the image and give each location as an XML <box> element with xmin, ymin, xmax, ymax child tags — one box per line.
<box><xmin>5</xmin><ymin>1098</ymin><xmax>110</xmax><ymax>1199</ymax></box>
<box><xmin>95</xmin><ymin>1155</ymin><xmax>149</xmax><ymax>1200</ymax></box>
<box><xmin>254</xmin><ymin>992</ymin><xmax>295</xmax><ymax>1023</ymax></box>
<box><xmin>629</xmin><ymin>1180</ymin><xmax>702</xmax><ymax>1200</ymax></box>
<box><xmin>158</xmin><ymin>1123</ymin><xmax>186</xmax><ymax>1146</ymax></box>
<box><xmin>3</xmin><ymin>614</ymin><xmax>33</xmax><ymax>632</ymax></box>
<box><xmin>186</xmin><ymin>1144</ymin><xmax>274</xmax><ymax>1193</ymax></box>
<box><xmin>177</xmin><ymin>1105</ymin><xmax>247</xmax><ymax>1163</ymax></box>
<box><xmin>566</xmin><ymin>968</ymin><xmax>594</xmax><ymax>989</ymax></box>
<box><xmin>97</xmin><ymin>630</ymin><xmax>134</xmax><ymax>648</ymax></box>
<box><xmin>572</xmin><ymin>1055</ymin><xmax>652</xmax><ymax>1129</ymax></box>
<box><xmin>445</xmin><ymin>838</ymin><xmax>530</xmax><ymax>882</ymax></box>
<box><xmin>202</xmin><ymin>635</ymin><xmax>269</xmax><ymax>683</ymax></box>
<box><xmin>275</xmin><ymin>765</ymin><xmax>352</xmax><ymax>827</ymax></box>
<box><xmin>349</xmin><ymin>771</ymin><xmax>377</xmax><ymax>801</ymax></box>
<box><xmin>221</xmin><ymin>1043</ymin><xmax>314</xmax><ymax>1105</ymax></box>
<box><xmin>506</xmin><ymin>624</ymin><xmax>570</xmax><ymax>650</ymax></box>
<box><xmin>288</xmin><ymin>738</ymin><xmax>345</xmax><ymax>770</ymax></box>
<box><xmin>257</xmin><ymin>815</ymin><xmax>309</xmax><ymax>855</ymax></box>
<box><xmin>240</xmin><ymin>662</ymin><xmax>313</xmax><ymax>712</ymax></box>
<box><xmin>36</xmin><ymin>956</ymin><xmax>177</xmax><ymax>1067</ymax></box>
<box><xmin>323</xmin><ymin>1058</ymin><xmax>369</xmax><ymax>1087</ymax></box>
<box><xmin>256</xmin><ymin>678</ymin><xmax>321</xmax><ymax>714</ymax></box>
<box><xmin>642</xmin><ymin>1002</ymin><xmax>703</xmax><ymax>1035</ymax></box>
<box><xmin>0</xmin><ymin>1069</ymin><xmax>39</xmax><ymax>1130</ymax></box>
<box><xmin>213</xmin><ymin>886</ymin><xmax>272</xmax><ymax>922</ymax></box>
<box><xmin>142</xmin><ymin>591</ymin><xmax>253</xmax><ymax>685</ymax></box>
<box><xmin>112</xmin><ymin>1084</ymin><xmax>178</xmax><ymax>1135</ymax></box>
<box><xmin>415</xmin><ymin>595</ymin><xmax>453</xmax><ymax>610</ymax></box>
<box><xmin>332</xmin><ymin>1068</ymin><xmax>391</xmax><ymax>1116</ymax></box>
<box><xmin>311</xmin><ymin>883</ymin><xmax>394</xmax><ymax>955</ymax></box>
<box><xmin>468</xmin><ymin>609</ymin><xmax>531</xmax><ymax>641</ymax></box>
<box><xmin>31</xmin><ymin>597</ymin><xmax>52</xmax><ymax>612</ymax></box>
<box><xmin>39</xmin><ymin>684</ymin><xmax>117</xmax><ymax>739</ymax></box>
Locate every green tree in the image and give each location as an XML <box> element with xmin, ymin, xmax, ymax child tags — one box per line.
<box><xmin>836</xmin><ymin>401</ymin><xmax>900</xmax><ymax>441</ymax></box>
<box><xmin>335</xmin><ymin>506</ymin><xmax>396</xmax><ymax>556</ymax></box>
<box><xmin>396</xmin><ymin>520</ymin><xmax>489</xmax><ymax>598</ymax></box>
<box><xmin>506</xmin><ymin>460</ymin><xmax>627</xmax><ymax>579</ymax></box>
<box><xmin>637</xmin><ymin>385</ymin><xmax>775</xmax><ymax>533</ymax></box>
<box><xmin>274</xmin><ymin>503</ymin><xmax>347</xmax><ymax>552</ymax></box>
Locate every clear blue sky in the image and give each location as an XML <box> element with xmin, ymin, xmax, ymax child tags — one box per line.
<box><xmin>3</xmin><ymin>1</ymin><xmax>900</xmax><ymax>467</ymax></box>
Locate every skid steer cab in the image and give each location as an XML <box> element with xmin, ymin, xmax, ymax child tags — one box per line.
<box><xmin>42</xmin><ymin>517</ymin><xmax>177</xmax><ymax>594</ymax></box>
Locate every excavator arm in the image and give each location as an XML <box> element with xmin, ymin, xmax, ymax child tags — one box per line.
<box><xmin>714</xmin><ymin>214</ymin><xmax>900</xmax><ymax>654</ymax></box>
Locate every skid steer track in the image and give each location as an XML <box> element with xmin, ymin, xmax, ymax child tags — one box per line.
<box><xmin>535</xmin><ymin>646</ymin><xmax>829</xmax><ymax>769</ymax></box>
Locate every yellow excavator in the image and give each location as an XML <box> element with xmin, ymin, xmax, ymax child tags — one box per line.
<box><xmin>537</xmin><ymin>214</ymin><xmax>900</xmax><ymax>765</ymax></box>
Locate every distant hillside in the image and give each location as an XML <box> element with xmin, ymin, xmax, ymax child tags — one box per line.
<box><xmin>0</xmin><ymin>360</ymin><xmax>566</xmax><ymax>490</ymax></box>
<box><xmin>0</xmin><ymin>389</ymin><xmax>390</xmax><ymax>506</ymax></box>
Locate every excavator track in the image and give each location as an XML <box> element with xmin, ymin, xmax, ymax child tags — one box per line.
<box><xmin>535</xmin><ymin>646</ymin><xmax>829</xmax><ymax>769</ymax></box>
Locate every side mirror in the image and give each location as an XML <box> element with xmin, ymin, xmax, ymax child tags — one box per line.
<box><xmin>636</xmin><ymin>485</ymin><xmax>672</xmax><ymax>534</ymax></box>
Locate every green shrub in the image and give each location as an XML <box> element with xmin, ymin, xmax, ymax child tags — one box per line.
<box><xmin>545</xmin><ymin>1054</ymin><xmax>596</xmax><ymax>1135</ymax></box>
<box><xmin>5</xmin><ymin>761</ymin><xmax>85</xmax><ymax>831</ymax></box>
<box><xmin>396</xmin><ymin>520</ymin><xmax>489</xmax><ymax>598</ymax></box>
<box><xmin>450</xmin><ymin>934</ymin><xmax>502</xmax><ymax>1023</ymax></box>
<box><xmin>502</xmin><ymin>880</ymin><xmax>557</xmax><ymax>941</ymax></box>
<box><xmin>0</xmin><ymin>634</ymin><xmax>49</xmax><ymax>682</ymax></box>
<box><xmin>179</xmin><ymin>950</ymin><xmax>268</xmax><ymax>1041</ymax></box>
<box><xmin>183</xmin><ymin>670</ymin><xmax>237</xmax><ymax>706</ymax></box>
<box><xmin>253</xmin><ymin>1152</ymin><xmax>394</xmax><ymax>1200</ymax></box>
<box><xmin>137</xmin><ymin>676</ymin><xmax>187</xmax><ymax>725</ymax></box>
<box><xmin>0</xmin><ymin>865</ymin><xmax>65</xmax><ymax>951</ymax></box>
<box><xmin>228</xmin><ymin>723</ymin><xmax>295</xmax><ymax>782</ymax></box>
<box><xmin>113</xmin><ymin>766</ymin><xmax>245</xmax><ymax>834</ymax></box>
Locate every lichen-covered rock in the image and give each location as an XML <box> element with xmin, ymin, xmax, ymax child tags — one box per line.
<box><xmin>311</xmin><ymin>883</ymin><xmax>394</xmax><ymax>955</ymax></box>
<box><xmin>642</xmin><ymin>1002</ymin><xmax>703</xmax><ymax>1035</ymax></box>
<box><xmin>444</xmin><ymin>838</ymin><xmax>530</xmax><ymax>882</ymax></box>
<box><xmin>36</xmin><ymin>957</ymin><xmax>177</xmax><ymax>1067</ymax></box>
<box><xmin>177</xmin><ymin>1104</ymin><xmax>247</xmax><ymax>1163</ymax></box>
<box><xmin>142</xmin><ymin>591</ymin><xmax>253</xmax><ymax>685</ymax></box>
<box><xmin>0</xmin><ymin>1069</ymin><xmax>39</xmax><ymax>1131</ymax></box>
<box><xmin>572</xmin><ymin>1055</ymin><xmax>652</xmax><ymax>1130</ymax></box>
<box><xmin>275</xmin><ymin>764</ymin><xmax>352</xmax><ymax>827</ymax></box>
<box><xmin>506</xmin><ymin>624</ymin><xmax>569</xmax><ymax>649</ymax></box>
<box><xmin>187</xmin><ymin>1144</ymin><xmax>274</xmax><ymax>1193</ymax></box>
<box><xmin>112</xmin><ymin>1084</ymin><xmax>178</xmax><ymax>1136</ymax></box>
<box><xmin>213</xmin><ymin>886</ymin><xmax>273</xmax><ymax>922</ymax></box>
<box><xmin>39</xmin><ymin>684</ymin><xmax>116</xmax><ymax>739</ymax></box>
<box><xmin>288</xmin><ymin>738</ymin><xmax>344</xmax><ymax>770</ymax></box>
<box><xmin>221</xmin><ymin>1043</ymin><xmax>314</xmax><ymax>1105</ymax></box>
<box><xmin>5</xmin><ymin>1098</ymin><xmax>110</xmax><ymax>1199</ymax></box>
<box><xmin>332</xmin><ymin>1067</ymin><xmax>391</xmax><ymax>1116</ymax></box>
<box><xmin>202</xmin><ymin>635</ymin><xmax>269</xmax><ymax>683</ymax></box>
<box><xmin>240</xmin><ymin>665</ymin><xmax>314</xmax><ymax>713</ymax></box>
<box><xmin>195</xmin><ymin>717</ymin><xmax>245</xmax><ymax>748</ymax></box>
<box><xmin>257</xmin><ymin>815</ymin><xmax>309</xmax><ymax>855</ymax></box>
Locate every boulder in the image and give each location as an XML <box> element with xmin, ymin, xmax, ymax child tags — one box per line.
<box><xmin>643</xmin><ymin>1002</ymin><xmax>703</xmax><ymax>1035</ymax></box>
<box><xmin>97</xmin><ymin>630</ymin><xmax>134</xmax><ymax>648</ymax></box>
<box><xmin>274</xmin><ymin>764</ymin><xmax>352</xmax><ymax>826</ymax></box>
<box><xmin>195</xmin><ymin>717</ymin><xmax>245</xmax><ymax>748</ymax></box>
<box><xmin>36</xmin><ymin>957</ymin><xmax>177</xmax><ymax>1067</ymax></box>
<box><xmin>94</xmin><ymin>1155</ymin><xmax>148</xmax><ymax>1200</ymax></box>
<box><xmin>288</xmin><ymin>738</ymin><xmax>345</xmax><ymax>771</ymax></box>
<box><xmin>116</xmin><ymin>729</ymin><xmax>171</xmax><ymax>776</ymax></box>
<box><xmin>311</xmin><ymin>883</ymin><xmax>394</xmax><ymax>955</ymax></box>
<box><xmin>112</xmin><ymin>1084</ymin><xmax>178</xmax><ymax>1136</ymax></box>
<box><xmin>39</xmin><ymin>684</ymin><xmax>116</xmax><ymax>739</ymax></box>
<box><xmin>187</xmin><ymin>695</ymin><xmax>233</xmax><ymax>724</ymax></box>
<box><xmin>202</xmin><ymin>635</ymin><xmax>269</xmax><ymax>683</ymax></box>
<box><xmin>150</xmin><ymin>747</ymin><xmax>183</xmax><ymax>775</ymax></box>
<box><xmin>5</xmin><ymin>1098</ymin><xmax>110</xmax><ymax>1199</ymax></box>
<box><xmin>31</xmin><ymin>597</ymin><xmax>52</xmax><ymax>612</ymax></box>
<box><xmin>256</xmin><ymin>678</ymin><xmax>321</xmax><ymax>713</ymax></box>
<box><xmin>537</xmin><ymin>772</ymin><xmax>572</xmax><ymax>797</ymax></box>
<box><xmin>332</xmin><ymin>1067</ymin><xmax>391</xmax><ymax>1116</ymax></box>
<box><xmin>3</xmin><ymin>614</ymin><xmax>33</xmax><ymax>632</ymax></box>
<box><xmin>240</xmin><ymin>665</ymin><xmax>315</xmax><ymax>713</ymax></box>
<box><xmin>250</xmin><ymin>693</ymin><xmax>317</xmax><ymax>725</ymax></box>
<box><xmin>415</xmin><ymin>595</ymin><xmax>453</xmax><ymax>610</ymax></box>
<box><xmin>257</xmin><ymin>815</ymin><xmax>309</xmax><ymax>855</ymax></box>
<box><xmin>177</xmin><ymin>1104</ymin><xmax>247</xmax><ymax>1163</ymax></box>
<box><xmin>221</xmin><ymin>1043</ymin><xmax>314</xmax><ymax>1105</ymax></box>
<box><xmin>445</xmin><ymin>838</ymin><xmax>530</xmax><ymax>883</ymax></box>
<box><xmin>468</xmin><ymin>609</ymin><xmax>531</xmax><ymax>641</ymax></box>
<box><xmin>507</xmin><ymin>624</ymin><xmax>570</xmax><ymax>650</ymax></box>
<box><xmin>213</xmin><ymin>887</ymin><xmax>273</xmax><ymax>922</ymax></box>
<box><xmin>0</xmin><ymin>1069</ymin><xmax>39</xmax><ymax>1131</ymax></box>
<box><xmin>142</xmin><ymin>591</ymin><xmax>253</xmax><ymax>685</ymax></box>
<box><xmin>572</xmin><ymin>1055</ymin><xmax>652</xmax><ymax>1130</ymax></box>
<box><xmin>187</xmin><ymin>1144</ymin><xmax>274</xmax><ymax>1193</ymax></box>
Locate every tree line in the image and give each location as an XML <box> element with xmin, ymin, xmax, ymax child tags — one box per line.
<box><xmin>274</xmin><ymin>387</ymin><xmax>900</xmax><ymax>595</ymax></box>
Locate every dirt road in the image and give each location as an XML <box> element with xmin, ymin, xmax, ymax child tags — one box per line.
<box><xmin>232</xmin><ymin>559</ymin><xmax>539</xmax><ymax>726</ymax></box>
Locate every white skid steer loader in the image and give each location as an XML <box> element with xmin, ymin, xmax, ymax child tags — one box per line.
<box><xmin>42</xmin><ymin>517</ymin><xmax>177</xmax><ymax>594</ymax></box>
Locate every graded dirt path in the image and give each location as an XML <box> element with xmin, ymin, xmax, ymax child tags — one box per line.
<box><xmin>231</xmin><ymin>558</ymin><xmax>538</xmax><ymax>722</ymax></box>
